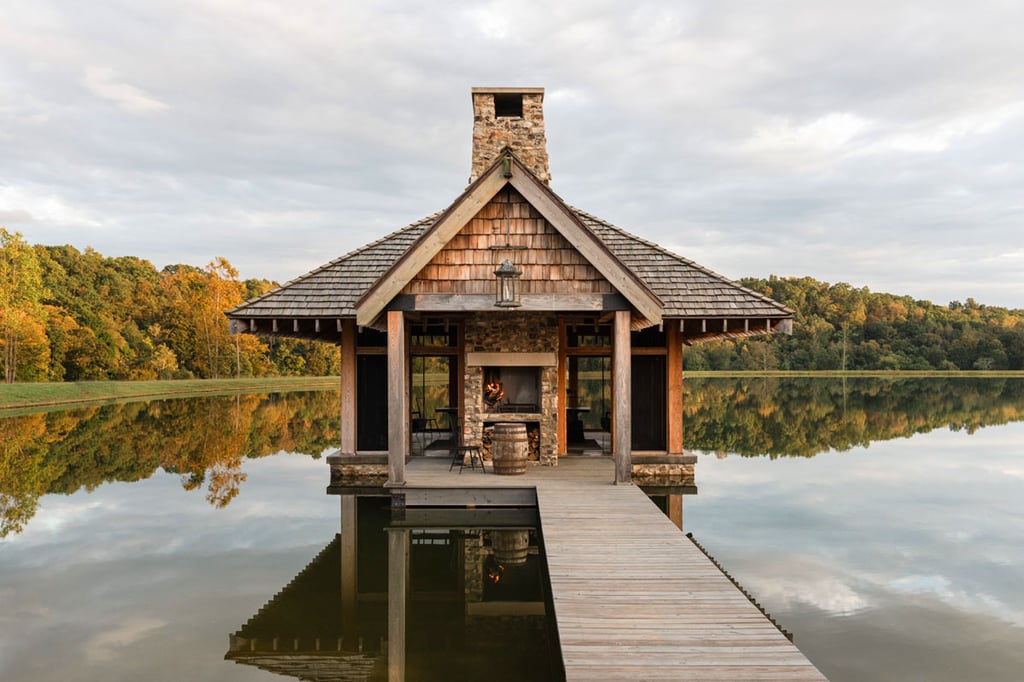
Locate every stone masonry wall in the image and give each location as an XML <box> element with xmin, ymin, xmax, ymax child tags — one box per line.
<box><xmin>463</xmin><ymin>312</ymin><xmax>559</xmax><ymax>465</ymax></box>
<box><xmin>471</xmin><ymin>91</ymin><xmax>550</xmax><ymax>185</ymax></box>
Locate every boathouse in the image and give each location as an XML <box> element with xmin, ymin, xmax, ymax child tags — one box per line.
<box><xmin>227</xmin><ymin>87</ymin><xmax>793</xmax><ymax>487</ymax></box>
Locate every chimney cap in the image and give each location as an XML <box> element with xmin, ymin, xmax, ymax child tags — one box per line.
<box><xmin>471</xmin><ymin>86</ymin><xmax>544</xmax><ymax>98</ymax></box>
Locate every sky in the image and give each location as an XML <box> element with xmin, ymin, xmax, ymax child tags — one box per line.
<box><xmin>1</xmin><ymin>1</ymin><xmax>1022</xmax><ymax>309</ymax></box>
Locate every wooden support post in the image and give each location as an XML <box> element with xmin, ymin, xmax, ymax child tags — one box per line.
<box><xmin>613</xmin><ymin>310</ymin><xmax>632</xmax><ymax>484</ymax></box>
<box><xmin>387</xmin><ymin>527</ymin><xmax>409</xmax><ymax>682</ymax></box>
<box><xmin>387</xmin><ymin>311</ymin><xmax>408</xmax><ymax>486</ymax></box>
<box><xmin>667</xmin><ymin>322</ymin><xmax>684</xmax><ymax>455</ymax></box>
<box><xmin>340</xmin><ymin>320</ymin><xmax>357</xmax><ymax>455</ymax></box>
<box><xmin>667</xmin><ymin>494</ymin><xmax>683</xmax><ymax>530</ymax></box>
<box><xmin>340</xmin><ymin>495</ymin><xmax>358</xmax><ymax>644</ymax></box>
<box><xmin>557</xmin><ymin>321</ymin><xmax>568</xmax><ymax>456</ymax></box>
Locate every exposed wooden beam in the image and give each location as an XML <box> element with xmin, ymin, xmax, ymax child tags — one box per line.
<box><xmin>557</xmin><ymin>320</ymin><xmax>568</xmax><ymax>457</ymax></box>
<box><xmin>667</xmin><ymin>322</ymin><xmax>684</xmax><ymax>455</ymax></box>
<box><xmin>386</xmin><ymin>311</ymin><xmax>407</xmax><ymax>486</ymax></box>
<box><xmin>340</xmin><ymin>319</ymin><xmax>357</xmax><ymax>455</ymax></box>
<box><xmin>613</xmin><ymin>310</ymin><xmax>632</xmax><ymax>485</ymax></box>
<box><xmin>388</xmin><ymin>293</ymin><xmax>631</xmax><ymax>313</ymax></box>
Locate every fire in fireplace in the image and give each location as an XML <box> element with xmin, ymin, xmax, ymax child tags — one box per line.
<box><xmin>483</xmin><ymin>366</ymin><xmax>540</xmax><ymax>412</ymax></box>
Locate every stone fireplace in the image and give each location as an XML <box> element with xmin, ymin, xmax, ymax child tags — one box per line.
<box><xmin>463</xmin><ymin>312</ymin><xmax>559</xmax><ymax>465</ymax></box>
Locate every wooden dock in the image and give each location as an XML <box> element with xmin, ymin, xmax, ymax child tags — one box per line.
<box><xmin>400</xmin><ymin>456</ymin><xmax>827</xmax><ymax>681</ymax></box>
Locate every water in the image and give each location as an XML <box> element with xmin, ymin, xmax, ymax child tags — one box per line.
<box><xmin>682</xmin><ymin>377</ymin><xmax>1024</xmax><ymax>682</ymax></box>
<box><xmin>2</xmin><ymin>379</ymin><xmax>1023</xmax><ymax>680</ymax></box>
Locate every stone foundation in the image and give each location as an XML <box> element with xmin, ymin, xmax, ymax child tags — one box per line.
<box><xmin>631</xmin><ymin>454</ymin><xmax>697</xmax><ymax>487</ymax></box>
<box><xmin>327</xmin><ymin>455</ymin><xmax>388</xmax><ymax>487</ymax></box>
<box><xmin>631</xmin><ymin>463</ymin><xmax>696</xmax><ymax>487</ymax></box>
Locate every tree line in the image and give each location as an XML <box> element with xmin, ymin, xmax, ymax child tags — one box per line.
<box><xmin>1</xmin><ymin>229</ymin><xmax>339</xmax><ymax>382</ymax></box>
<box><xmin>3</xmin><ymin>229</ymin><xmax>1022</xmax><ymax>380</ymax></box>
<box><xmin>683</xmin><ymin>376</ymin><xmax>1024</xmax><ymax>458</ymax></box>
<box><xmin>4</xmin><ymin>377</ymin><xmax>1021</xmax><ymax>537</ymax></box>
<box><xmin>0</xmin><ymin>390</ymin><xmax>340</xmax><ymax>537</ymax></box>
<box><xmin>685</xmin><ymin>276</ymin><xmax>1024</xmax><ymax>371</ymax></box>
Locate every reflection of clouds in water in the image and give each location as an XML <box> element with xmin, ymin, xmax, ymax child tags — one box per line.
<box><xmin>732</xmin><ymin>553</ymin><xmax>871</xmax><ymax>615</ymax></box>
<box><xmin>0</xmin><ymin>450</ymin><xmax>337</xmax><ymax>682</ymax></box>
<box><xmin>688</xmin><ymin>422</ymin><xmax>1024</xmax><ymax>667</ymax></box>
<box><xmin>84</xmin><ymin>617</ymin><xmax>167</xmax><ymax>662</ymax></box>
<box><xmin>996</xmin><ymin>466</ymin><xmax>1024</xmax><ymax>479</ymax></box>
<box><xmin>888</xmin><ymin>574</ymin><xmax>1024</xmax><ymax>628</ymax></box>
<box><xmin>754</xmin><ymin>575</ymin><xmax>870</xmax><ymax>615</ymax></box>
<box><xmin>37</xmin><ymin>499</ymin><xmax>106</xmax><ymax>535</ymax></box>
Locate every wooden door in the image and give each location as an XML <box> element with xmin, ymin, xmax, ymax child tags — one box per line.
<box><xmin>357</xmin><ymin>355</ymin><xmax>388</xmax><ymax>451</ymax></box>
<box><xmin>631</xmin><ymin>355</ymin><xmax>666</xmax><ymax>450</ymax></box>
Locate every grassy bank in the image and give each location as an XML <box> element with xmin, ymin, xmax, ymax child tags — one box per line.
<box><xmin>2</xmin><ymin>371</ymin><xmax>1022</xmax><ymax>415</ymax></box>
<box><xmin>0</xmin><ymin>376</ymin><xmax>339</xmax><ymax>415</ymax></box>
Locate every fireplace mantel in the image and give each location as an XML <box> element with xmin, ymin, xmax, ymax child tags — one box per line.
<box><xmin>466</xmin><ymin>352</ymin><xmax>556</xmax><ymax>367</ymax></box>
<box><xmin>481</xmin><ymin>413</ymin><xmax>543</xmax><ymax>421</ymax></box>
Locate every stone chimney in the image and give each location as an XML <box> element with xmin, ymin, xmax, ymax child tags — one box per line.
<box><xmin>470</xmin><ymin>87</ymin><xmax>550</xmax><ymax>185</ymax></box>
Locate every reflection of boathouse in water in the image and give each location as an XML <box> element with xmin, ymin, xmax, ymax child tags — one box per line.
<box><xmin>225</xmin><ymin>498</ymin><xmax>563</xmax><ymax>680</ymax></box>
<box><xmin>227</xmin><ymin>87</ymin><xmax>793</xmax><ymax>486</ymax></box>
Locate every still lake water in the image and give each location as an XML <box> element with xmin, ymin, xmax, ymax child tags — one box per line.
<box><xmin>1</xmin><ymin>378</ymin><xmax>1022</xmax><ymax>681</ymax></box>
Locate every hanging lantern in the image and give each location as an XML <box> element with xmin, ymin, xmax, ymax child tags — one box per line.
<box><xmin>494</xmin><ymin>258</ymin><xmax>522</xmax><ymax>307</ymax></box>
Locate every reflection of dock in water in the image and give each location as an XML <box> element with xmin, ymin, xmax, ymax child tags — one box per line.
<box><xmin>225</xmin><ymin>501</ymin><xmax>562</xmax><ymax>681</ymax></box>
<box><xmin>393</xmin><ymin>456</ymin><xmax>826</xmax><ymax>681</ymax></box>
<box><xmin>231</xmin><ymin>457</ymin><xmax>825</xmax><ymax>680</ymax></box>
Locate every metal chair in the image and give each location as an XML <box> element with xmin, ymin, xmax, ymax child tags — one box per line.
<box><xmin>449</xmin><ymin>431</ymin><xmax>485</xmax><ymax>474</ymax></box>
<box><xmin>411</xmin><ymin>411</ymin><xmax>440</xmax><ymax>455</ymax></box>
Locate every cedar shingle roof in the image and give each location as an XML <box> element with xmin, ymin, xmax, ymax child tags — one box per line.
<box><xmin>227</xmin><ymin>207</ymin><xmax>792</xmax><ymax>321</ymax></box>
<box><xmin>573</xmin><ymin>209</ymin><xmax>793</xmax><ymax>319</ymax></box>
<box><xmin>227</xmin><ymin>213</ymin><xmax>439</xmax><ymax>319</ymax></box>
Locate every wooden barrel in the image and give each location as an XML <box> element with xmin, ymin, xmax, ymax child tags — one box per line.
<box><xmin>491</xmin><ymin>529</ymin><xmax>530</xmax><ymax>565</ymax></box>
<box><xmin>491</xmin><ymin>422</ymin><xmax>528</xmax><ymax>475</ymax></box>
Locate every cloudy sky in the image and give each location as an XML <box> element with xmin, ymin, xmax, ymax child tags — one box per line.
<box><xmin>2</xmin><ymin>1</ymin><xmax>1022</xmax><ymax>308</ymax></box>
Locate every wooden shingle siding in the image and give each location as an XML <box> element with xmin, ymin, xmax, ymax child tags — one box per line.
<box><xmin>402</xmin><ymin>189</ymin><xmax>613</xmax><ymax>298</ymax></box>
